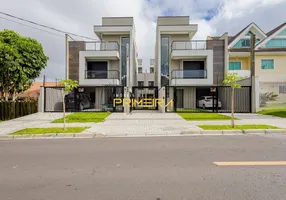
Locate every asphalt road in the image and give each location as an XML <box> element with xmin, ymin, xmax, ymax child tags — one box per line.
<box><xmin>1</xmin><ymin>135</ymin><xmax>286</xmax><ymax>200</ymax></box>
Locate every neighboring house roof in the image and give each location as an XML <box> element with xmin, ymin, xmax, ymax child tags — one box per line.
<box><xmin>20</xmin><ymin>82</ymin><xmax>58</xmax><ymax>98</ymax></box>
<box><xmin>228</xmin><ymin>23</ymin><xmax>252</xmax><ymax>44</ymax></box>
<box><xmin>255</xmin><ymin>22</ymin><xmax>286</xmax><ymax>50</ymax></box>
<box><xmin>228</xmin><ymin>36</ymin><xmax>235</xmax><ymax>44</ymax></box>
<box><xmin>208</xmin><ymin>22</ymin><xmax>286</xmax><ymax>52</ymax></box>
<box><xmin>228</xmin><ymin>22</ymin><xmax>267</xmax><ymax>48</ymax></box>
<box><xmin>266</xmin><ymin>22</ymin><xmax>286</xmax><ymax>37</ymax></box>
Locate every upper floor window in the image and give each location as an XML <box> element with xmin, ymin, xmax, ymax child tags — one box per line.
<box><xmin>150</xmin><ymin>67</ymin><xmax>154</xmax><ymax>73</ymax></box>
<box><xmin>229</xmin><ymin>62</ymin><xmax>242</xmax><ymax>70</ymax></box>
<box><xmin>261</xmin><ymin>59</ymin><xmax>274</xmax><ymax>69</ymax></box>
<box><xmin>278</xmin><ymin>28</ymin><xmax>286</xmax><ymax>36</ymax></box>
<box><xmin>148</xmin><ymin>81</ymin><xmax>154</xmax><ymax>87</ymax></box>
<box><xmin>138</xmin><ymin>68</ymin><xmax>142</xmax><ymax>73</ymax></box>
<box><xmin>138</xmin><ymin>81</ymin><xmax>144</xmax><ymax>87</ymax></box>
<box><xmin>266</xmin><ymin>39</ymin><xmax>286</xmax><ymax>48</ymax></box>
<box><xmin>233</xmin><ymin>39</ymin><xmax>260</xmax><ymax>48</ymax></box>
<box><xmin>234</xmin><ymin>39</ymin><xmax>250</xmax><ymax>48</ymax></box>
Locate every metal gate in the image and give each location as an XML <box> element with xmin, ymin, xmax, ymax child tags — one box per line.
<box><xmin>131</xmin><ymin>86</ymin><xmax>159</xmax><ymax>110</ymax></box>
<box><xmin>167</xmin><ymin>86</ymin><xmax>251</xmax><ymax>113</ymax></box>
<box><xmin>43</xmin><ymin>86</ymin><xmax>124</xmax><ymax>112</ymax></box>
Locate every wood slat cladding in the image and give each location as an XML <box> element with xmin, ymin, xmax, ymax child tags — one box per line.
<box><xmin>69</xmin><ymin>41</ymin><xmax>85</xmax><ymax>81</ymax></box>
<box><xmin>206</xmin><ymin>40</ymin><xmax>225</xmax><ymax>85</ymax></box>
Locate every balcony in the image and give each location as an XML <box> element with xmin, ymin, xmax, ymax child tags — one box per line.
<box><xmin>79</xmin><ymin>70</ymin><xmax>120</xmax><ymax>86</ymax></box>
<box><xmin>170</xmin><ymin>69</ymin><xmax>213</xmax><ymax>86</ymax></box>
<box><xmin>80</xmin><ymin>41</ymin><xmax>120</xmax><ymax>60</ymax></box>
<box><xmin>85</xmin><ymin>41</ymin><xmax>119</xmax><ymax>51</ymax></box>
<box><xmin>171</xmin><ymin>40</ymin><xmax>213</xmax><ymax>60</ymax></box>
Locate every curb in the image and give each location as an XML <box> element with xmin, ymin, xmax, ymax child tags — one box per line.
<box><xmin>181</xmin><ymin>129</ymin><xmax>286</xmax><ymax>135</ymax></box>
<box><xmin>0</xmin><ymin>133</ymin><xmax>105</xmax><ymax>140</ymax></box>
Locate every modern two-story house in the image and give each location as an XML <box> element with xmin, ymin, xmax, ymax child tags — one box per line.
<box><xmin>154</xmin><ymin>16</ymin><xmax>228</xmax><ymax>112</ymax></box>
<box><xmin>68</xmin><ymin>17</ymin><xmax>138</xmax><ymax>111</ymax></box>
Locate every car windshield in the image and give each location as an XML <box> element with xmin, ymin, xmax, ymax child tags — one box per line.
<box><xmin>206</xmin><ymin>97</ymin><xmax>220</xmax><ymax>100</ymax></box>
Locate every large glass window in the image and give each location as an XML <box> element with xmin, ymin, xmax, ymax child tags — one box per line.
<box><xmin>138</xmin><ymin>81</ymin><xmax>144</xmax><ymax>87</ymax></box>
<box><xmin>233</xmin><ymin>39</ymin><xmax>260</xmax><ymax>48</ymax></box>
<box><xmin>278</xmin><ymin>28</ymin><xmax>286</xmax><ymax>36</ymax></box>
<box><xmin>266</xmin><ymin>39</ymin><xmax>286</xmax><ymax>47</ymax></box>
<box><xmin>160</xmin><ymin>36</ymin><xmax>170</xmax><ymax>86</ymax></box>
<box><xmin>261</xmin><ymin>59</ymin><xmax>274</xmax><ymax>69</ymax></box>
<box><xmin>148</xmin><ymin>81</ymin><xmax>154</xmax><ymax>87</ymax></box>
<box><xmin>121</xmin><ymin>37</ymin><xmax>130</xmax><ymax>86</ymax></box>
<box><xmin>228</xmin><ymin>62</ymin><xmax>242</xmax><ymax>70</ymax></box>
<box><xmin>234</xmin><ymin>39</ymin><xmax>250</xmax><ymax>48</ymax></box>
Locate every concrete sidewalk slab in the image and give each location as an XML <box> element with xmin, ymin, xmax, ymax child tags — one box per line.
<box><xmin>0</xmin><ymin>112</ymin><xmax>69</xmax><ymax>135</ymax></box>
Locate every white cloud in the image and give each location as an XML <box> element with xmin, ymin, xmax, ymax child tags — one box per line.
<box><xmin>0</xmin><ymin>0</ymin><xmax>285</xmax><ymax>80</ymax></box>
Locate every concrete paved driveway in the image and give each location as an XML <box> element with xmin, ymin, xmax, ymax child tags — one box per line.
<box><xmin>1</xmin><ymin>135</ymin><xmax>286</xmax><ymax>200</ymax></box>
<box><xmin>88</xmin><ymin>111</ymin><xmax>201</xmax><ymax>136</ymax></box>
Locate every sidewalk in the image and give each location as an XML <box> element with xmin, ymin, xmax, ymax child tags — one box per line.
<box><xmin>1</xmin><ymin>112</ymin><xmax>286</xmax><ymax>137</ymax></box>
<box><xmin>0</xmin><ymin>113</ymin><xmax>71</xmax><ymax>135</ymax></box>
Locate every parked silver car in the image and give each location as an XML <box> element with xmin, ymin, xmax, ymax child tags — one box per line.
<box><xmin>197</xmin><ymin>96</ymin><xmax>222</xmax><ymax>109</ymax></box>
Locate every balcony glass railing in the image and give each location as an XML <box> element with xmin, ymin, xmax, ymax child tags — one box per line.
<box><xmin>84</xmin><ymin>41</ymin><xmax>119</xmax><ymax>51</ymax></box>
<box><xmin>171</xmin><ymin>69</ymin><xmax>207</xmax><ymax>79</ymax></box>
<box><xmin>172</xmin><ymin>40</ymin><xmax>207</xmax><ymax>50</ymax></box>
<box><xmin>85</xmin><ymin>70</ymin><xmax>119</xmax><ymax>79</ymax></box>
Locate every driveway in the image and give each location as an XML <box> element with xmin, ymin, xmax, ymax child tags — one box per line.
<box><xmin>87</xmin><ymin>110</ymin><xmax>201</xmax><ymax>136</ymax></box>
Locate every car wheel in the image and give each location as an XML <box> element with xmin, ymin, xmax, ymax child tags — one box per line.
<box><xmin>203</xmin><ymin>104</ymin><xmax>206</xmax><ymax>109</ymax></box>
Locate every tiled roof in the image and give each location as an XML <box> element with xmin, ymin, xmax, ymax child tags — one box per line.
<box><xmin>19</xmin><ymin>82</ymin><xmax>58</xmax><ymax>97</ymax></box>
<box><xmin>266</xmin><ymin>22</ymin><xmax>286</xmax><ymax>37</ymax></box>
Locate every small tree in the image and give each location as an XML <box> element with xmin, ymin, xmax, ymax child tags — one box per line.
<box><xmin>223</xmin><ymin>73</ymin><xmax>242</xmax><ymax>128</ymax></box>
<box><xmin>59</xmin><ymin>79</ymin><xmax>78</xmax><ymax>130</ymax></box>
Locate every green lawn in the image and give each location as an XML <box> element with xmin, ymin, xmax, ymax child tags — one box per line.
<box><xmin>261</xmin><ymin>103</ymin><xmax>286</xmax><ymax>110</ymax></box>
<box><xmin>258</xmin><ymin>109</ymin><xmax>286</xmax><ymax>118</ymax></box>
<box><xmin>176</xmin><ymin>109</ymin><xmax>210</xmax><ymax>113</ymax></box>
<box><xmin>198</xmin><ymin>124</ymin><xmax>280</xmax><ymax>130</ymax></box>
<box><xmin>11</xmin><ymin>127</ymin><xmax>90</xmax><ymax>135</ymax></box>
<box><xmin>178</xmin><ymin>113</ymin><xmax>234</xmax><ymax>120</ymax></box>
<box><xmin>52</xmin><ymin>112</ymin><xmax>111</xmax><ymax>123</ymax></box>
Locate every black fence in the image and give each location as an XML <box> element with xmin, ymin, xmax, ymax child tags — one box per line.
<box><xmin>0</xmin><ymin>101</ymin><xmax>38</xmax><ymax>121</ymax></box>
<box><xmin>131</xmin><ymin>86</ymin><xmax>159</xmax><ymax>110</ymax></box>
<box><xmin>44</xmin><ymin>86</ymin><xmax>124</xmax><ymax>112</ymax></box>
<box><xmin>166</xmin><ymin>86</ymin><xmax>251</xmax><ymax>113</ymax></box>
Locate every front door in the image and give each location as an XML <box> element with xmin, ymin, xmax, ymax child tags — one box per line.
<box><xmin>176</xmin><ymin>89</ymin><xmax>184</xmax><ymax>108</ymax></box>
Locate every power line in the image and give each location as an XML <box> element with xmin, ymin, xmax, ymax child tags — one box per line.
<box><xmin>0</xmin><ymin>16</ymin><xmax>64</xmax><ymax>38</ymax></box>
<box><xmin>0</xmin><ymin>11</ymin><xmax>98</xmax><ymax>41</ymax></box>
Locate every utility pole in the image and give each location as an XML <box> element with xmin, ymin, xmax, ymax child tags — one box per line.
<box><xmin>65</xmin><ymin>34</ymin><xmax>69</xmax><ymax>80</ymax></box>
<box><xmin>250</xmin><ymin>31</ymin><xmax>256</xmax><ymax>113</ymax></box>
<box><xmin>250</xmin><ymin>32</ymin><xmax>256</xmax><ymax>76</ymax></box>
<box><xmin>43</xmin><ymin>75</ymin><xmax>46</xmax><ymax>87</ymax></box>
